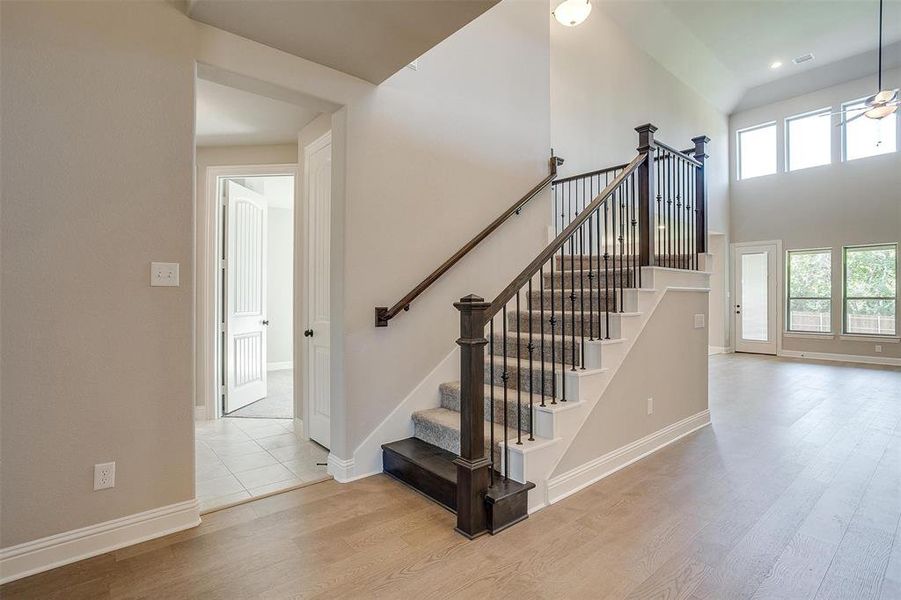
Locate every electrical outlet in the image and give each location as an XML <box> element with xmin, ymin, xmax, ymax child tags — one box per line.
<box><xmin>694</xmin><ymin>314</ymin><xmax>705</xmax><ymax>329</ymax></box>
<box><xmin>875</xmin><ymin>344</ymin><xmax>883</xmax><ymax>353</ymax></box>
<box><xmin>647</xmin><ymin>397</ymin><xmax>654</xmax><ymax>415</ymax></box>
<box><xmin>94</xmin><ymin>462</ymin><xmax>115</xmax><ymax>490</ymax></box>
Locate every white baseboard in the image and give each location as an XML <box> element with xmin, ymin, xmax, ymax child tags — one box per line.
<box><xmin>546</xmin><ymin>409</ymin><xmax>711</xmax><ymax>506</ymax></box>
<box><xmin>326</xmin><ymin>454</ymin><xmax>378</xmax><ymax>483</ymax></box>
<box><xmin>708</xmin><ymin>345</ymin><xmax>730</xmax><ymax>355</ymax></box>
<box><xmin>0</xmin><ymin>499</ymin><xmax>200</xmax><ymax>584</ymax></box>
<box><xmin>778</xmin><ymin>349</ymin><xmax>901</xmax><ymax>367</ymax></box>
<box><xmin>267</xmin><ymin>361</ymin><xmax>293</xmax><ymax>371</ymax></box>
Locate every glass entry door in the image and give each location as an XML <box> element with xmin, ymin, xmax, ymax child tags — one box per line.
<box><xmin>733</xmin><ymin>243</ymin><xmax>779</xmax><ymax>354</ymax></box>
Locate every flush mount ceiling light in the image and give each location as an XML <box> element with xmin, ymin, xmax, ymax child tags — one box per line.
<box><xmin>770</xmin><ymin>61</ymin><xmax>783</xmax><ymax>70</ymax></box>
<box><xmin>553</xmin><ymin>0</ymin><xmax>592</xmax><ymax>27</ymax></box>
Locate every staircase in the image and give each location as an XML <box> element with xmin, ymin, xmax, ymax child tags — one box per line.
<box><xmin>378</xmin><ymin>124</ymin><xmax>711</xmax><ymax>538</ymax></box>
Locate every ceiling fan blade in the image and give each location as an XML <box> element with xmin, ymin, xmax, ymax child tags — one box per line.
<box><xmin>821</xmin><ymin>106</ymin><xmax>869</xmax><ymax>116</ymax></box>
<box><xmin>836</xmin><ymin>111</ymin><xmax>867</xmax><ymax>127</ymax></box>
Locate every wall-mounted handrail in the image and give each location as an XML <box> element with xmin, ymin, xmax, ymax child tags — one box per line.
<box><xmin>374</xmin><ymin>154</ymin><xmax>564</xmax><ymax>327</ymax></box>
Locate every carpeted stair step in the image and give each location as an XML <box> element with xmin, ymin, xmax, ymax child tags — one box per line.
<box><xmin>413</xmin><ymin>408</ymin><xmax>529</xmax><ymax>468</ymax></box>
<box><xmin>483</xmin><ymin>354</ymin><xmax>583</xmax><ymax>399</ymax></box>
<box><xmin>440</xmin><ymin>381</ymin><xmax>551</xmax><ymax>431</ymax></box>
<box><xmin>527</xmin><ymin>288</ymin><xmax>623</xmax><ymax>313</ymax></box>
<box><xmin>489</xmin><ymin>330</ymin><xmax>582</xmax><ymax>367</ymax></box>
<box><xmin>543</xmin><ymin>268</ymin><xmax>634</xmax><ymax>289</ymax></box>
<box><xmin>507</xmin><ymin>309</ymin><xmax>619</xmax><ymax>340</ymax></box>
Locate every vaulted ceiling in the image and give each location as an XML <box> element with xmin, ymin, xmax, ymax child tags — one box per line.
<box><xmin>186</xmin><ymin>0</ymin><xmax>499</xmax><ymax>84</ymax></box>
<box><xmin>601</xmin><ymin>0</ymin><xmax>901</xmax><ymax>112</ymax></box>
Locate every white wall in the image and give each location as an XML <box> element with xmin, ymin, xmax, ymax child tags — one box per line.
<box><xmin>196</xmin><ymin>1</ymin><xmax>554</xmax><ymax>461</ymax></box>
<box><xmin>730</xmin><ymin>69</ymin><xmax>901</xmax><ymax>361</ymax></box>
<box><xmin>1</xmin><ymin>1</ymin><xmax>196</xmax><ymax>547</ymax></box>
<box><xmin>267</xmin><ymin>205</ymin><xmax>293</xmax><ymax>366</ymax></box>
<box><xmin>550</xmin><ymin>5</ymin><xmax>730</xmax><ymax>237</ymax></box>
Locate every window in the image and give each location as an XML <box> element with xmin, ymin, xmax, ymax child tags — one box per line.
<box><xmin>737</xmin><ymin>122</ymin><xmax>777</xmax><ymax>180</ymax></box>
<box><xmin>843</xmin><ymin>98</ymin><xmax>897</xmax><ymax>161</ymax></box>
<box><xmin>787</xmin><ymin>249</ymin><xmax>832</xmax><ymax>332</ymax></box>
<box><xmin>786</xmin><ymin>109</ymin><xmax>831</xmax><ymax>171</ymax></box>
<box><xmin>843</xmin><ymin>244</ymin><xmax>897</xmax><ymax>336</ymax></box>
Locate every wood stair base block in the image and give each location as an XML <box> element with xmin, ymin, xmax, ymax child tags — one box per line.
<box><xmin>382</xmin><ymin>438</ymin><xmax>534</xmax><ymax>535</ymax></box>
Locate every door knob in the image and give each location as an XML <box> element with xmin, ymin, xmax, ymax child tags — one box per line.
<box><xmin>304</xmin><ymin>329</ymin><xmax>314</xmax><ymax>337</ymax></box>
<box><xmin>262</xmin><ymin>320</ymin><xmax>270</xmax><ymax>326</ymax></box>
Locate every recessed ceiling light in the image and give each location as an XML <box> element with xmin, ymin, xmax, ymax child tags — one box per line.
<box><xmin>770</xmin><ymin>61</ymin><xmax>783</xmax><ymax>70</ymax></box>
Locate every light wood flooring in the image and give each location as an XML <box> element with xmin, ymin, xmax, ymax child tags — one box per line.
<box><xmin>3</xmin><ymin>353</ymin><xmax>900</xmax><ymax>599</ymax></box>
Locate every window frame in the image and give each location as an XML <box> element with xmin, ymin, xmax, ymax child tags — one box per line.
<box><xmin>736</xmin><ymin>121</ymin><xmax>777</xmax><ymax>181</ymax></box>
<box><xmin>785</xmin><ymin>248</ymin><xmax>833</xmax><ymax>333</ymax></box>
<box><xmin>784</xmin><ymin>107</ymin><xmax>832</xmax><ymax>172</ymax></box>
<box><xmin>841</xmin><ymin>96</ymin><xmax>899</xmax><ymax>162</ymax></box>
<box><xmin>842</xmin><ymin>243</ymin><xmax>898</xmax><ymax>337</ymax></box>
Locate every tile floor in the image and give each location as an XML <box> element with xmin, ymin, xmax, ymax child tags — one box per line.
<box><xmin>195</xmin><ymin>417</ymin><xmax>329</xmax><ymax>512</ymax></box>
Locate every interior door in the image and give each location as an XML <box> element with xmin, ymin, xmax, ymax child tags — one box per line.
<box><xmin>305</xmin><ymin>133</ymin><xmax>332</xmax><ymax>448</ymax></box>
<box><xmin>225</xmin><ymin>179</ymin><xmax>268</xmax><ymax>413</ymax></box>
<box><xmin>733</xmin><ymin>243</ymin><xmax>778</xmax><ymax>354</ymax></box>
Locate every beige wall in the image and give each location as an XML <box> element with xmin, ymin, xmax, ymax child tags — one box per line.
<box><xmin>553</xmin><ymin>290</ymin><xmax>709</xmax><ymax>475</ymax></box>
<box><xmin>550</xmin><ymin>6</ymin><xmax>731</xmax><ymax>237</ymax></box>
<box><xmin>1</xmin><ymin>1</ymin><xmax>196</xmax><ymax>546</ymax></box>
<box><xmin>730</xmin><ymin>69</ymin><xmax>901</xmax><ymax>360</ymax></box>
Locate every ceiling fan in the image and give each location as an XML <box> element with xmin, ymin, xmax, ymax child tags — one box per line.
<box><xmin>825</xmin><ymin>0</ymin><xmax>899</xmax><ymax>126</ymax></box>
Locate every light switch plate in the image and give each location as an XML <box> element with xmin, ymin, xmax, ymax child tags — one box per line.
<box><xmin>694</xmin><ymin>314</ymin><xmax>705</xmax><ymax>329</ymax></box>
<box><xmin>151</xmin><ymin>262</ymin><xmax>179</xmax><ymax>287</ymax></box>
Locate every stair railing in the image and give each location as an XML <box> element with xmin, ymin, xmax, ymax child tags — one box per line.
<box><xmin>453</xmin><ymin>124</ymin><xmax>708</xmax><ymax>538</ymax></box>
<box><xmin>374</xmin><ymin>154</ymin><xmax>564</xmax><ymax>327</ymax></box>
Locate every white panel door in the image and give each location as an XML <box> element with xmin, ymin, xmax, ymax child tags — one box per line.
<box><xmin>305</xmin><ymin>133</ymin><xmax>331</xmax><ymax>448</ymax></box>
<box><xmin>225</xmin><ymin>180</ymin><xmax>268</xmax><ymax>413</ymax></box>
<box><xmin>733</xmin><ymin>243</ymin><xmax>778</xmax><ymax>355</ymax></box>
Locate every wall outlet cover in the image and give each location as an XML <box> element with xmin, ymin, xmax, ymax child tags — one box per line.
<box><xmin>694</xmin><ymin>314</ymin><xmax>705</xmax><ymax>329</ymax></box>
<box><xmin>647</xmin><ymin>397</ymin><xmax>654</xmax><ymax>415</ymax></box>
<box><xmin>94</xmin><ymin>462</ymin><xmax>116</xmax><ymax>490</ymax></box>
<box><xmin>875</xmin><ymin>345</ymin><xmax>882</xmax><ymax>353</ymax></box>
<box><xmin>150</xmin><ymin>262</ymin><xmax>179</xmax><ymax>287</ymax></box>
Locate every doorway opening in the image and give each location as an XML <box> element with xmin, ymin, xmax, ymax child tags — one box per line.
<box><xmin>221</xmin><ymin>174</ymin><xmax>294</xmax><ymax>419</ymax></box>
<box><xmin>193</xmin><ymin>76</ymin><xmax>334</xmax><ymax>512</ymax></box>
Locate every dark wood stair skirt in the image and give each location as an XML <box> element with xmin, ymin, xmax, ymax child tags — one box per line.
<box><xmin>382</xmin><ymin>437</ymin><xmax>535</xmax><ymax>535</ymax></box>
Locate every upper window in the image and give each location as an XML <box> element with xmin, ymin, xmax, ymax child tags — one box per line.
<box><xmin>737</xmin><ymin>122</ymin><xmax>777</xmax><ymax>180</ymax></box>
<box><xmin>787</xmin><ymin>249</ymin><xmax>832</xmax><ymax>333</ymax></box>
<box><xmin>786</xmin><ymin>109</ymin><xmax>831</xmax><ymax>171</ymax></box>
<box><xmin>843</xmin><ymin>98</ymin><xmax>897</xmax><ymax>161</ymax></box>
<box><xmin>843</xmin><ymin>244</ymin><xmax>897</xmax><ymax>336</ymax></box>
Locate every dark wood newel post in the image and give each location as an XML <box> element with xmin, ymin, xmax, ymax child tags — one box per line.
<box><xmin>692</xmin><ymin>135</ymin><xmax>710</xmax><ymax>254</ymax></box>
<box><xmin>635</xmin><ymin>124</ymin><xmax>658</xmax><ymax>267</ymax></box>
<box><xmin>453</xmin><ymin>294</ymin><xmax>491</xmax><ymax>539</ymax></box>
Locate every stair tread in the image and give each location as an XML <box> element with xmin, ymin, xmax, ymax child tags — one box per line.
<box><xmin>494</xmin><ymin>330</ymin><xmax>625</xmax><ymax>343</ymax></box>
<box><xmin>382</xmin><ymin>437</ymin><xmax>457</xmax><ymax>483</ymax></box>
<box><xmin>440</xmin><ymin>381</ymin><xmax>556</xmax><ymax>409</ymax></box>
<box><xmin>413</xmin><ymin>407</ymin><xmax>537</xmax><ymax>446</ymax></box>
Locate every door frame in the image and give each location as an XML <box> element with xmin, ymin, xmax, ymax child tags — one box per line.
<box><xmin>730</xmin><ymin>240</ymin><xmax>783</xmax><ymax>355</ymax></box>
<box><xmin>198</xmin><ymin>163</ymin><xmax>298</xmax><ymax>421</ymax></box>
<box><xmin>299</xmin><ymin>131</ymin><xmax>332</xmax><ymax>445</ymax></box>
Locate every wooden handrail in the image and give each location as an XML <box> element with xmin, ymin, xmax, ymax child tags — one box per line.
<box><xmin>654</xmin><ymin>140</ymin><xmax>702</xmax><ymax>167</ymax></box>
<box><xmin>551</xmin><ymin>162</ymin><xmax>630</xmax><ymax>185</ymax></box>
<box><xmin>484</xmin><ymin>152</ymin><xmax>647</xmax><ymax>321</ymax></box>
<box><xmin>375</xmin><ymin>154</ymin><xmax>564</xmax><ymax>327</ymax></box>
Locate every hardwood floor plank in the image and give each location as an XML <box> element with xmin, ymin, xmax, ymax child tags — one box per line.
<box><xmin>2</xmin><ymin>355</ymin><xmax>899</xmax><ymax>600</ymax></box>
